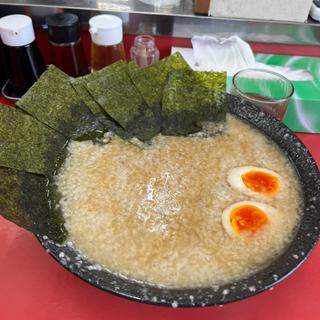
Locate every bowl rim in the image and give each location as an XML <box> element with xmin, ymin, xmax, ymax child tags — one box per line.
<box><xmin>37</xmin><ymin>94</ymin><xmax>320</xmax><ymax>308</ymax></box>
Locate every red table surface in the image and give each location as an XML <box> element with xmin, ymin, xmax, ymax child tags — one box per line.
<box><xmin>1</xmin><ymin>34</ymin><xmax>320</xmax><ymax>319</ymax></box>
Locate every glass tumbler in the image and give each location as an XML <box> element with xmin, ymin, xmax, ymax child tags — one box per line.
<box><xmin>231</xmin><ymin>68</ymin><xmax>294</xmax><ymax>121</ymax></box>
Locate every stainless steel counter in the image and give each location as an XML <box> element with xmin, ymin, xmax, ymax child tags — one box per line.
<box><xmin>0</xmin><ymin>0</ymin><xmax>320</xmax><ymax>45</ymax></box>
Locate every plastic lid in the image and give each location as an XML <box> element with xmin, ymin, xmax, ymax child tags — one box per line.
<box><xmin>310</xmin><ymin>3</ymin><xmax>320</xmax><ymax>22</ymax></box>
<box><xmin>46</xmin><ymin>13</ymin><xmax>80</xmax><ymax>44</ymax></box>
<box><xmin>0</xmin><ymin>15</ymin><xmax>35</xmax><ymax>47</ymax></box>
<box><xmin>89</xmin><ymin>15</ymin><xmax>123</xmax><ymax>46</ymax></box>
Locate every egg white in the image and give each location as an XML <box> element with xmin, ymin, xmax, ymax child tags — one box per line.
<box><xmin>222</xmin><ymin>201</ymin><xmax>277</xmax><ymax>237</ymax></box>
<box><xmin>227</xmin><ymin>166</ymin><xmax>281</xmax><ymax>196</ymax></box>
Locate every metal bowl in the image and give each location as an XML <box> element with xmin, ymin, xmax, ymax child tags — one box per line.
<box><xmin>38</xmin><ymin>94</ymin><xmax>320</xmax><ymax>307</ymax></box>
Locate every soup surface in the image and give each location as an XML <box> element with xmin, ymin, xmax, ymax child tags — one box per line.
<box><xmin>55</xmin><ymin>115</ymin><xmax>302</xmax><ymax>288</ymax></box>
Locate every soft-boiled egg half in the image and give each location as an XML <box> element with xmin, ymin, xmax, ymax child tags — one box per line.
<box><xmin>227</xmin><ymin>166</ymin><xmax>280</xmax><ymax>196</ymax></box>
<box><xmin>222</xmin><ymin>201</ymin><xmax>277</xmax><ymax>237</ymax></box>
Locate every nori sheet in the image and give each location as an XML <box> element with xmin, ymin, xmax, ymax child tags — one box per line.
<box><xmin>17</xmin><ymin>65</ymin><xmax>98</xmax><ymax>139</ymax></box>
<box><xmin>71</xmin><ymin>79</ymin><xmax>102</xmax><ymax>114</ymax></box>
<box><xmin>127</xmin><ymin>61</ymin><xmax>140</xmax><ymax>73</ymax></box>
<box><xmin>127</xmin><ymin>52</ymin><xmax>190</xmax><ymax>110</ymax></box>
<box><xmin>0</xmin><ymin>167</ymin><xmax>66</xmax><ymax>243</ymax></box>
<box><xmin>71</xmin><ymin>62</ymin><xmax>126</xmax><ymax>114</ymax></box>
<box><xmin>86</xmin><ymin>62</ymin><xmax>161</xmax><ymax>141</ymax></box>
<box><xmin>71</xmin><ymin>61</ymin><xmax>132</xmax><ymax>133</ymax></box>
<box><xmin>0</xmin><ymin>106</ymin><xmax>67</xmax><ymax>175</ymax></box>
<box><xmin>162</xmin><ymin>69</ymin><xmax>227</xmax><ymax>135</ymax></box>
<box><xmin>194</xmin><ymin>71</ymin><xmax>227</xmax><ymax>92</ymax></box>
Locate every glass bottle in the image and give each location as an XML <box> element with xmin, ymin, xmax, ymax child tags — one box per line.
<box><xmin>46</xmin><ymin>13</ymin><xmax>88</xmax><ymax>77</ymax></box>
<box><xmin>130</xmin><ymin>35</ymin><xmax>159</xmax><ymax>68</ymax></box>
<box><xmin>0</xmin><ymin>14</ymin><xmax>46</xmax><ymax>100</ymax></box>
<box><xmin>0</xmin><ymin>40</ymin><xmax>7</xmax><ymax>89</ymax></box>
<box><xmin>89</xmin><ymin>15</ymin><xmax>126</xmax><ymax>71</ymax></box>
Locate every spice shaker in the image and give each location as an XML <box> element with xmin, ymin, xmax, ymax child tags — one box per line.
<box><xmin>46</xmin><ymin>13</ymin><xmax>88</xmax><ymax>77</ymax></box>
<box><xmin>130</xmin><ymin>35</ymin><xmax>159</xmax><ymax>68</ymax></box>
<box><xmin>89</xmin><ymin>15</ymin><xmax>126</xmax><ymax>71</ymax></box>
<box><xmin>0</xmin><ymin>14</ymin><xmax>46</xmax><ymax>100</ymax></box>
<box><xmin>0</xmin><ymin>40</ymin><xmax>7</xmax><ymax>89</ymax></box>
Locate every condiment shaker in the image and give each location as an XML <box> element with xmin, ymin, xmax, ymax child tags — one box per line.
<box><xmin>130</xmin><ymin>35</ymin><xmax>159</xmax><ymax>68</ymax></box>
<box><xmin>0</xmin><ymin>14</ymin><xmax>46</xmax><ymax>100</ymax></box>
<box><xmin>89</xmin><ymin>15</ymin><xmax>126</xmax><ymax>71</ymax></box>
<box><xmin>0</xmin><ymin>40</ymin><xmax>7</xmax><ymax>89</ymax></box>
<box><xmin>46</xmin><ymin>13</ymin><xmax>88</xmax><ymax>77</ymax></box>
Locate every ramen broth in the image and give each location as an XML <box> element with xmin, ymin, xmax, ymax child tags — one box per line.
<box><xmin>54</xmin><ymin>115</ymin><xmax>302</xmax><ymax>288</ymax></box>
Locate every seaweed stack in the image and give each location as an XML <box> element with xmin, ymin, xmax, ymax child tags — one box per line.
<box><xmin>0</xmin><ymin>53</ymin><xmax>226</xmax><ymax>243</ymax></box>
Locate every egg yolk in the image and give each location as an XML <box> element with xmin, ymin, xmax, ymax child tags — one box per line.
<box><xmin>230</xmin><ymin>205</ymin><xmax>268</xmax><ymax>234</ymax></box>
<box><xmin>241</xmin><ymin>171</ymin><xmax>279</xmax><ymax>194</ymax></box>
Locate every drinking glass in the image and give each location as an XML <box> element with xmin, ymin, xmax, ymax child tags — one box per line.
<box><xmin>231</xmin><ymin>68</ymin><xmax>294</xmax><ymax>121</ymax></box>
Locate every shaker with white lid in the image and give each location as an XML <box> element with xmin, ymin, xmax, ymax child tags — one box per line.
<box><xmin>0</xmin><ymin>14</ymin><xmax>45</xmax><ymax>99</ymax></box>
<box><xmin>89</xmin><ymin>14</ymin><xmax>126</xmax><ymax>71</ymax></box>
<box><xmin>0</xmin><ymin>40</ymin><xmax>7</xmax><ymax>89</ymax></box>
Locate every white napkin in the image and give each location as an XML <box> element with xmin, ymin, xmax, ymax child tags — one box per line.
<box><xmin>192</xmin><ymin>35</ymin><xmax>255</xmax><ymax>74</ymax></box>
<box><xmin>190</xmin><ymin>35</ymin><xmax>312</xmax><ymax>81</ymax></box>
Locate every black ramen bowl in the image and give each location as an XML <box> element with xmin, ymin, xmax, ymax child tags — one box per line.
<box><xmin>37</xmin><ymin>94</ymin><xmax>320</xmax><ymax>307</ymax></box>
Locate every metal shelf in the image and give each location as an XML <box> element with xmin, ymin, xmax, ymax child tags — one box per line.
<box><xmin>0</xmin><ymin>0</ymin><xmax>319</xmax><ymax>45</ymax></box>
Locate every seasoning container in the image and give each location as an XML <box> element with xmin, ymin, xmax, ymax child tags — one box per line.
<box><xmin>46</xmin><ymin>13</ymin><xmax>88</xmax><ymax>77</ymax></box>
<box><xmin>0</xmin><ymin>14</ymin><xmax>46</xmax><ymax>100</ymax></box>
<box><xmin>0</xmin><ymin>40</ymin><xmax>7</xmax><ymax>89</ymax></box>
<box><xmin>89</xmin><ymin>15</ymin><xmax>126</xmax><ymax>71</ymax></box>
<box><xmin>130</xmin><ymin>35</ymin><xmax>159</xmax><ymax>68</ymax></box>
